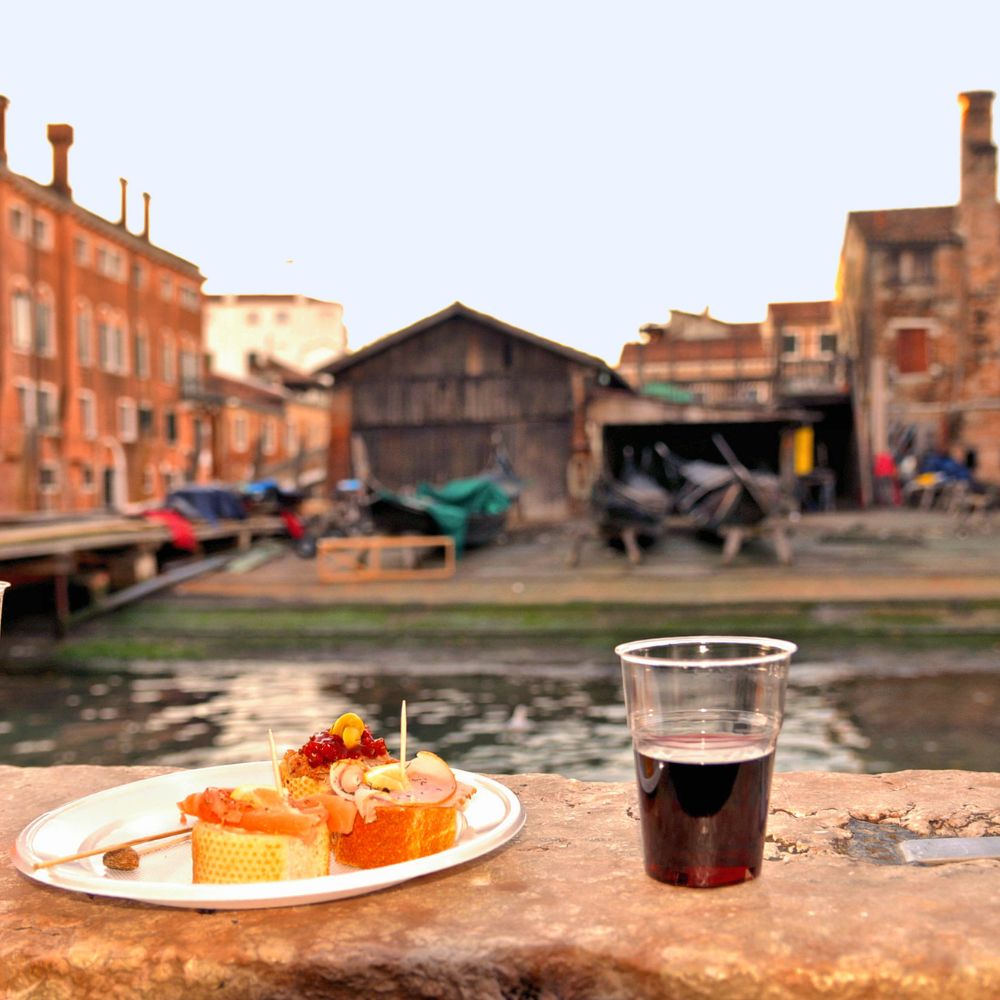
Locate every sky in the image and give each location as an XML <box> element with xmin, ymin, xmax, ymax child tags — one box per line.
<box><xmin>3</xmin><ymin>2</ymin><xmax>1000</xmax><ymax>365</ymax></box>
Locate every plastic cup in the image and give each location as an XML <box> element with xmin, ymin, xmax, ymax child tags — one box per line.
<box><xmin>616</xmin><ymin>635</ymin><xmax>796</xmax><ymax>888</ymax></box>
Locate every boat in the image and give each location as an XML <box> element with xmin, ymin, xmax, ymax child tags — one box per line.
<box><xmin>368</xmin><ymin>460</ymin><xmax>518</xmax><ymax>553</ymax></box>
<box><xmin>368</xmin><ymin>490</ymin><xmax>440</xmax><ymax>537</ymax></box>
<box><xmin>591</xmin><ymin>448</ymin><xmax>672</xmax><ymax>557</ymax></box>
<box><xmin>673</xmin><ymin>435</ymin><xmax>784</xmax><ymax>537</ymax></box>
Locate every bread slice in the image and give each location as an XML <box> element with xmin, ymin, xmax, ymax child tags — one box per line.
<box><xmin>334</xmin><ymin>805</ymin><xmax>459</xmax><ymax>869</ymax></box>
<box><xmin>192</xmin><ymin>819</ymin><xmax>330</xmax><ymax>883</ymax></box>
<box><xmin>280</xmin><ymin>770</ymin><xmax>331</xmax><ymax>800</ymax></box>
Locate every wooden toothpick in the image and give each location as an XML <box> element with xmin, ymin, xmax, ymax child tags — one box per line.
<box><xmin>32</xmin><ymin>827</ymin><xmax>191</xmax><ymax>870</ymax></box>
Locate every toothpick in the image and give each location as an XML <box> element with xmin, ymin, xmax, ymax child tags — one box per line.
<box><xmin>268</xmin><ymin>728</ymin><xmax>285</xmax><ymax>796</ymax></box>
<box><xmin>32</xmin><ymin>827</ymin><xmax>191</xmax><ymax>870</ymax></box>
<box><xmin>399</xmin><ymin>699</ymin><xmax>409</xmax><ymax>787</ymax></box>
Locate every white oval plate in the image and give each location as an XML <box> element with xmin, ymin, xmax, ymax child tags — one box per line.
<box><xmin>10</xmin><ymin>761</ymin><xmax>525</xmax><ymax>909</ymax></box>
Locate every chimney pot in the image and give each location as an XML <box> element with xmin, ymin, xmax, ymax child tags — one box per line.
<box><xmin>142</xmin><ymin>191</ymin><xmax>151</xmax><ymax>240</ymax></box>
<box><xmin>47</xmin><ymin>123</ymin><xmax>74</xmax><ymax>196</ymax></box>
<box><xmin>0</xmin><ymin>95</ymin><xmax>9</xmax><ymax>166</ymax></box>
<box><xmin>119</xmin><ymin>177</ymin><xmax>128</xmax><ymax>228</ymax></box>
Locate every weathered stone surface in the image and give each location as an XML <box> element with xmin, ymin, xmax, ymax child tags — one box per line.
<box><xmin>3</xmin><ymin>765</ymin><xmax>1000</xmax><ymax>998</ymax></box>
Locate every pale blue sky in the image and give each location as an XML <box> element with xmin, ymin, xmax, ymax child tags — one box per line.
<box><xmin>4</xmin><ymin>2</ymin><xmax>999</xmax><ymax>363</ymax></box>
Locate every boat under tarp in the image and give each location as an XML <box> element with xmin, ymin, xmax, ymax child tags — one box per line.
<box><xmin>369</xmin><ymin>475</ymin><xmax>513</xmax><ymax>553</ymax></box>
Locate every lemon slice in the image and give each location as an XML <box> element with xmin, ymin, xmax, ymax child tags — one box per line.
<box><xmin>364</xmin><ymin>762</ymin><xmax>407</xmax><ymax>792</ymax></box>
<box><xmin>329</xmin><ymin>712</ymin><xmax>366</xmax><ymax>738</ymax></box>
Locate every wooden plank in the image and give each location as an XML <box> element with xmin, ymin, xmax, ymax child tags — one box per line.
<box><xmin>316</xmin><ymin>535</ymin><xmax>456</xmax><ymax>582</ymax></box>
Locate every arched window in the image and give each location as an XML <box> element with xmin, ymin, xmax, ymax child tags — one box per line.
<box><xmin>76</xmin><ymin>298</ymin><xmax>94</xmax><ymax>366</ymax></box>
<box><xmin>11</xmin><ymin>283</ymin><xmax>32</xmax><ymax>352</ymax></box>
<box><xmin>35</xmin><ymin>284</ymin><xmax>56</xmax><ymax>357</ymax></box>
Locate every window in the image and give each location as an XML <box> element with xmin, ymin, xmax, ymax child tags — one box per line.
<box><xmin>180</xmin><ymin>286</ymin><xmax>199</xmax><ymax>311</ymax></box>
<box><xmin>131</xmin><ymin>263</ymin><xmax>145</xmax><ymax>290</ymax></box>
<box><xmin>74</xmin><ymin>236</ymin><xmax>90</xmax><ymax>266</ymax></box>
<box><xmin>9</xmin><ymin>204</ymin><xmax>27</xmax><ymax>239</ymax></box>
<box><xmin>164</xmin><ymin>409</ymin><xmax>178</xmax><ymax>445</ymax></box>
<box><xmin>37</xmin><ymin>383</ymin><xmax>59</xmax><ymax>432</ymax></box>
<box><xmin>233</xmin><ymin>413</ymin><xmax>248</xmax><ymax>452</ymax></box>
<box><xmin>780</xmin><ymin>332</ymin><xmax>798</xmax><ymax>357</ymax></box>
<box><xmin>246</xmin><ymin>311</ymin><xmax>259</xmax><ymax>325</ymax></box>
<box><xmin>81</xmin><ymin>464</ymin><xmax>95</xmax><ymax>493</ymax></box>
<box><xmin>35</xmin><ymin>295</ymin><xmax>55</xmax><ymax>357</ymax></box>
<box><xmin>160</xmin><ymin>276</ymin><xmax>173</xmax><ymax>301</ymax></box>
<box><xmin>96</xmin><ymin>246</ymin><xmax>123</xmax><ymax>280</ymax></box>
<box><xmin>15</xmin><ymin>380</ymin><xmax>36</xmax><ymax>428</ymax></box>
<box><xmin>135</xmin><ymin>328</ymin><xmax>150</xmax><ymax>379</ymax></box>
<box><xmin>114</xmin><ymin>324</ymin><xmax>128</xmax><ymax>373</ymax></box>
<box><xmin>886</xmin><ymin>248</ymin><xmax>935</xmax><ymax>286</ymax></box>
<box><xmin>275</xmin><ymin>311</ymin><xmax>289</xmax><ymax>324</ymax></box>
<box><xmin>138</xmin><ymin>402</ymin><xmax>155</xmax><ymax>437</ymax></box>
<box><xmin>78</xmin><ymin>390</ymin><xmax>97</xmax><ymax>440</ymax></box>
<box><xmin>819</xmin><ymin>331</ymin><xmax>838</xmax><ymax>355</ymax></box>
<box><xmin>896</xmin><ymin>328</ymin><xmax>930</xmax><ymax>374</ymax></box>
<box><xmin>162</xmin><ymin>334</ymin><xmax>176</xmax><ymax>384</ymax></box>
<box><xmin>39</xmin><ymin>462</ymin><xmax>60</xmax><ymax>495</ymax></box>
<box><xmin>32</xmin><ymin>215</ymin><xmax>52</xmax><ymax>250</ymax></box>
<box><xmin>179</xmin><ymin>347</ymin><xmax>200</xmax><ymax>391</ymax></box>
<box><xmin>100</xmin><ymin>320</ymin><xmax>128</xmax><ymax>374</ymax></box>
<box><xmin>286</xmin><ymin>420</ymin><xmax>298</xmax><ymax>455</ymax></box>
<box><xmin>77</xmin><ymin>303</ymin><xmax>93</xmax><ymax>366</ymax></box>
<box><xmin>98</xmin><ymin>321</ymin><xmax>112</xmax><ymax>371</ymax></box>
<box><xmin>12</xmin><ymin>289</ymin><xmax>32</xmax><ymax>351</ymax></box>
<box><xmin>262</xmin><ymin>418</ymin><xmax>277</xmax><ymax>456</ymax></box>
<box><xmin>117</xmin><ymin>398</ymin><xmax>138</xmax><ymax>442</ymax></box>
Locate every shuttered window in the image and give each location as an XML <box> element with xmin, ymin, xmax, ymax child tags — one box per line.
<box><xmin>896</xmin><ymin>328</ymin><xmax>929</xmax><ymax>374</ymax></box>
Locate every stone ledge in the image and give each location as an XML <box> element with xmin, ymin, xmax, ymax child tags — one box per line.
<box><xmin>3</xmin><ymin>765</ymin><xmax>999</xmax><ymax>999</ymax></box>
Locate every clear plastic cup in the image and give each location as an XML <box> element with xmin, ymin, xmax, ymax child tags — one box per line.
<box><xmin>616</xmin><ymin>635</ymin><xmax>796</xmax><ymax>887</ymax></box>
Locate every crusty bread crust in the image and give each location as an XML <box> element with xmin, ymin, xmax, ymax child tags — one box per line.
<box><xmin>334</xmin><ymin>805</ymin><xmax>458</xmax><ymax>869</ymax></box>
<box><xmin>192</xmin><ymin>821</ymin><xmax>330</xmax><ymax>883</ymax></box>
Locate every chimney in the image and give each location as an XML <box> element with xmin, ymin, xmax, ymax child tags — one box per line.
<box><xmin>119</xmin><ymin>177</ymin><xmax>128</xmax><ymax>227</ymax></box>
<box><xmin>47</xmin><ymin>123</ymin><xmax>73</xmax><ymax>196</ymax></box>
<box><xmin>959</xmin><ymin>90</ymin><xmax>997</xmax><ymax>206</ymax></box>
<box><xmin>142</xmin><ymin>191</ymin><xmax>151</xmax><ymax>240</ymax></box>
<box><xmin>0</xmin><ymin>96</ymin><xmax>9</xmax><ymax>166</ymax></box>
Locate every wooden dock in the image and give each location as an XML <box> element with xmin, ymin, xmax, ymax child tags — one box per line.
<box><xmin>0</xmin><ymin>513</ymin><xmax>286</xmax><ymax>631</ymax></box>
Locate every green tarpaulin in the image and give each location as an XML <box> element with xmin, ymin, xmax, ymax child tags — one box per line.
<box><xmin>415</xmin><ymin>476</ymin><xmax>511</xmax><ymax>553</ymax></box>
<box><xmin>375</xmin><ymin>476</ymin><xmax>512</xmax><ymax>553</ymax></box>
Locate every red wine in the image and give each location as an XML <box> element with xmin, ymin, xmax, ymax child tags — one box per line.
<box><xmin>634</xmin><ymin>732</ymin><xmax>775</xmax><ymax>888</ymax></box>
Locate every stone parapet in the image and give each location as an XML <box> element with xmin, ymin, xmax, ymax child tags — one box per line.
<box><xmin>3</xmin><ymin>765</ymin><xmax>999</xmax><ymax>998</ymax></box>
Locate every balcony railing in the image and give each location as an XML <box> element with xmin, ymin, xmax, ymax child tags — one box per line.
<box><xmin>777</xmin><ymin>355</ymin><xmax>851</xmax><ymax>396</ymax></box>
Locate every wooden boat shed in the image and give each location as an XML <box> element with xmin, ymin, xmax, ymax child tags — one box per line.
<box><xmin>318</xmin><ymin>302</ymin><xmax>630</xmax><ymax>523</ymax></box>
<box><xmin>586</xmin><ymin>386</ymin><xmax>819</xmax><ymax>489</ymax></box>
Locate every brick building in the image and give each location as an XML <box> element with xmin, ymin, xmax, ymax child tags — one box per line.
<box><xmin>838</xmin><ymin>90</ymin><xmax>1000</xmax><ymax>491</ymax></box>
<box><xmin>0</xmin><ymin>97</ymin><xmax>205</xmax><ymax>513</ymax></box>
<box><xmin>184</xmin><ymin>356</ymin><xmax>331</xmax><ymax>489</ymax></box>
<box><xmin>617</xmin><ymin>308</ymin><xmax>773</xmax><ymax>405</ymax></box>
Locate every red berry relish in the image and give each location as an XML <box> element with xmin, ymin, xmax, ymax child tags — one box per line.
<box><xmin>301</xmin><ymin>728</ymin><xmax>388</xmax><ymax>767</ymax></box>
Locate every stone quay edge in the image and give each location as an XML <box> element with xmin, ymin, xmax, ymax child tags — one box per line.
<box><xmin>3</xmin><ymin>765</ymin><xmax>999</xmax><ymax>999</ymax></box>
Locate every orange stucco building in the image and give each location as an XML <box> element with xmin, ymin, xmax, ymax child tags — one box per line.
<box><xmin>0</xmin><ymin>97</ymin><xmax>206</xmax><ymax>513</ymax></box>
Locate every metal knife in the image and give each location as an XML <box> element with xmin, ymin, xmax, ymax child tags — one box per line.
<box><xmin>898</xmin><ymin>836</ymin><xmax>1000</xmax><ymax>865</ymax></box>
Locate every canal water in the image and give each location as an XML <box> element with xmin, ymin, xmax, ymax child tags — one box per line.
<box><xmin>3</xmin><ymin>644</ymin><xmax>999</xmax><ymax>780</ymax></box>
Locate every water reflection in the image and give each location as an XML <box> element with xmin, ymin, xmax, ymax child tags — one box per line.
<box><xmin>2</xmin><ymin>651</ymin><xmax>999</xmax><ymax>780</ymax></box>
